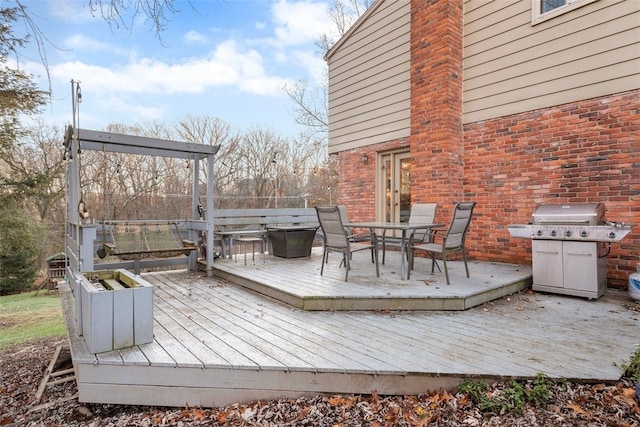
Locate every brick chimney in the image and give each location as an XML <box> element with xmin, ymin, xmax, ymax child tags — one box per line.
<box><xmin>410</xmin><ymin>0</ymin><xmax>465</xmax><ymax>211</ymax></box>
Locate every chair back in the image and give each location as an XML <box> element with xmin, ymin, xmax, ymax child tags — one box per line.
<box><xmin>315</xmin><ymin>206</ymin><xmax>348</xmax><ymax>249</ymax></box>
<box><xmin>409</xmin><ymin>203</ymin><xmax>437</xmax><ymax>224</ymax></box>
<box><xmin>444</xmin><ymin>202</ymin><xmax>476</xmax><ymax>249</ymax></box>
<box><xmin>337</xmin><ymin>205</ymin><xmax>349</xmax><ymax>222</ymax></box>
<box><xmin>408</xmin><ymin>203</ymin><xmax>437</xmax><ymax>241</ymax></box>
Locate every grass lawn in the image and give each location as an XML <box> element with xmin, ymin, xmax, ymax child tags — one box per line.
<box><xmin>0</xmin><ymin>291</ymin><xmax>66</xmax><ymax>349</ymax></box>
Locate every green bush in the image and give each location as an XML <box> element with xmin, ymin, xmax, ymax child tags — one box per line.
<box><xmin>622</xmin><ymin>348</ymin><xmax>640</xmax><ymax>382</ymax></box>
<box><xmin>0</xmin><ymin>206</ymin><xmax>42</xmax><ymax>295</ymax></box>
<box><xmin>457</xmin><ymin>374</ymin><xmax>553</xmax><ymax>415</ymax></box>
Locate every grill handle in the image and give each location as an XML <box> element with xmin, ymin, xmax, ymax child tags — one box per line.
<box><xmin>536</xmin><ymin>219</ymin><xmax>590</xmax><ymax>225</ymax></box>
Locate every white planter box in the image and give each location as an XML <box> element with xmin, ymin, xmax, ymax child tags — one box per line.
<box><xmin>77</xmin><ymin>269</ymin><xmax>153</xmax><ymax>353</ymax></box>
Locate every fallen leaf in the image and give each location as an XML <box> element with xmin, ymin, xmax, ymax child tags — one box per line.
<box><xmin>192</xmin><ymin>407</ymin><xmax>207</xmax><ymax>421</ymax></box>
<box><xmin>371</xmin><ymin>389</ymin><xmax>380</xmax><ymax>406</ymax></box>
<box><xmin>621</xmin><ymin>387</ymin><xmax>637</xmax><ymax>398</ymax></box>
<box><xmin>566</xmin><ymin>403</ymin><xmax>591</xmax><ymax>417</ymax></box>
<box><xmin>216</xmin><ymin>411</ymin><xmax>228</xmax><ymax>424</ymax></box>
<box><xmin>614</xmin><ymin>395</ymin><xmax>638</xmax><ymax>407</ymax></box>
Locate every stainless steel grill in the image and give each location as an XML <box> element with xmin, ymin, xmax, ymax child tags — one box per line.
<box><xmin>508</xmin><ymin>203</ymin><xmax>632</xmax><ymax>299</ymax></box>
<box><xmin>508</xmin><ymin>202</ymin><xmax>631</xmax><ymax>242</ymax></box>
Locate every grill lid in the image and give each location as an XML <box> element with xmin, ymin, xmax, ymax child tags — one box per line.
<box><xmin>532</xmin><ymin>203</ymin><xmax>604</xmax><ymax>226</ymax></box>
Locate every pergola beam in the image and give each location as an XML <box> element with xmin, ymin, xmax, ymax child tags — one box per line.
<box><xmin>73</xmin><ymin>128</ymin><xmax>220</xmax><ymax>159</ymax></box>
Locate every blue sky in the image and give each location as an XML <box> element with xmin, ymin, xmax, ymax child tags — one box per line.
<box><xmin>18</xmin><ymin>0</ymin><xmax>341</xmax><ymax>139</ymax></box>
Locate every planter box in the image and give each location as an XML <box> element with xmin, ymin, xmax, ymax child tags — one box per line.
<box><xmin>268</xmin><ymin>226</ymin><xmax>317</xmax><ymax>258</ymax></box>
<box><xmin>77</xmin><ymin>269</ymin><xmax>153</xmax><ymax>353</ymax></box>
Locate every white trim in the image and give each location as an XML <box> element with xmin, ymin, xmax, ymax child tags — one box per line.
<box><xmin>531</xmin><ymin>0</ymin><xmax>599</xmax><ymax>25</ymax></box>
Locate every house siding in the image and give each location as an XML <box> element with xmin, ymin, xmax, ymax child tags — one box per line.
<box><xmin>326</xmin><ymin>0</ymin><xmax>411</xmax><ymax>154</ymax></box>
<box><xmin>463</xmin><ymin>0</ymin><xmax>640</xmax><ymax>123</ymax></box>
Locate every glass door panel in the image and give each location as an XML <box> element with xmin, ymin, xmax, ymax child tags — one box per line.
<box><xmin>377</xmin><ymin>151</ymin><xmax>411</xmax><ymax>224</ymax></box>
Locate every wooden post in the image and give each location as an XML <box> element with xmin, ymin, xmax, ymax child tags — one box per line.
<box><xmin>206</xmin><ymin>153</ymin><xmax>215</xmax><ymax>277</ymax></box>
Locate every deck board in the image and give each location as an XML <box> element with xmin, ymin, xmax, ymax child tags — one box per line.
<box><xmin>60</xmin><ymin>255</ymin><xmax>640</xmax><ymax>408</ymax></box>
<box><xmin>165</xmin><ymin>279</ymin><xmax>375</xmax><ymax>373</ymax></box>
<box><xmin>153</xmin><ymin>289</ymin><xmax>252</xmax><ymax>368</ymax></box>
<box><xmin>156</xmin><ymin>285</ymin><xmax>299</xmax><ymax>371</ymax></box>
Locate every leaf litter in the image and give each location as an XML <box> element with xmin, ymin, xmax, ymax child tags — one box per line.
<box><xmin>1</xmin><ymin>336</ymin><xmax>639</xmax><ymax>426</ymax></box>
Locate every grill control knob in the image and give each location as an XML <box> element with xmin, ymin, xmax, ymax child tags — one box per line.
<box><xmin>565</xmin><ymin>230</ymin><xmax>572</xmax><ymax>238</ymax></box>
<box><xmin>608</xmin><ymin>232</ymin><xmax>616</xmax><ymax>239</ymax></box>
<box><xmin>536</xmin><ymin>230</ymin><xmax>543</xmax><ymax>237</ymax></box>
<box><xmin>580</xmin><ymin>230</ymin><xmax>588</xmax><ymax>238</ymax></box>
<box><xmin>551</xmin><ymin>230</ymin><xmax>557</xmax><ymax>237</ymax></box>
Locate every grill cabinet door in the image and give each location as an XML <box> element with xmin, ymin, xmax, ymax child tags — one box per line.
<box><xmin>532</xmin><ymin>240</ymin><xmax>563</xmax><ymax>288</ymax></box>
<box><xmin>562</xmin><ymin>241</ymin><xmax>604</xmax><ymax>293</ymax></box>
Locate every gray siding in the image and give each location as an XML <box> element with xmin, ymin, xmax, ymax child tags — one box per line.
<box><xmin>463</xmin><ymin>0</ymin><xmax>640</xmax><ymax>124</ymax></box>
<box><xmin>326</xmin><ymin>0</ymin><xmax>411</xmax><ymax>154</ymax></box>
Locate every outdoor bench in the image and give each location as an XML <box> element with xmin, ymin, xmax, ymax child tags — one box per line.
<box><xmin>211</xmin><ymin>208</ymin><xmax>319</xmax><ymax>258</ymax></box>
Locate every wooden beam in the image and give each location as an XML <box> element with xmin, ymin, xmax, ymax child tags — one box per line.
<box><xmin>34</xmin><ymin>346</ymin><xmax>63</xmax><ymax>404</ymax></box>
<box><xmin>76</xmin><ymin>128</ymin><xmax>220</xmax><ymax>159</ymax></box>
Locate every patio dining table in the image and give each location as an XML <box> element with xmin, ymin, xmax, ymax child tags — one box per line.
<box><xmin>344</xmin><ymin>221</ymin><xmax>444</xmax><ymax>280</ymax></box>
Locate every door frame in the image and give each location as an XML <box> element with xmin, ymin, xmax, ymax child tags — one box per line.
<box><xmin>376</xmin><ymin>150</ymin><xmax>411</xmax><ymax>223</ymax></box>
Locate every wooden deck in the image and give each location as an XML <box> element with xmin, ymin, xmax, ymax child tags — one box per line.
<box><xmin>212</xmin><ymin>247</ymin><xmax>532</xmax><ymax>310</ymax></box>
<box><xmin>60</xmin><ymin>251</ymin><xmax>640</xmax><ymax>408</ymax></box>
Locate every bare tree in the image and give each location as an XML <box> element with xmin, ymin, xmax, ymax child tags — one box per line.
<box><xmin>316</xmin><ymin>0</ymin><xmax>374</xmax><ymax>53</ymax></box>
<box><xmin>3</xmin><ymin>122</ymin><xmax>67</xmax><ymax>220</ymax></box>
<box><xmin>87</xmin><ymin>0</ymin><xmax>196</xmax><ymax>43</ymax></box>
<box><xmin>236</xmin><ymin>127</ymin><xmax>289</xmax><ymax>208</ymax></box>
<box><xmin>174</xmin><ymin>115</ymin><xmax>241</xmax><ymax>201</ymax></box>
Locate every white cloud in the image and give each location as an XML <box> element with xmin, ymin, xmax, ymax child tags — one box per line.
<box><xmin>184</xmin><ymin>30</ymin><xmax>209</xmax><ymax>45</ymax></box>
<box><xmin>49</xmin><ymin>40</ymin><xmax>287</xmax><ymax>97</ymax></box>
<box><xmin>270</xmin><ymin>0</ymin><xmax>333</xmax><ymax>47</ymax></box>
<box><xmin>62</xmin><ymin>34</ymin><xmax>128</xmax><ymax>56</ymax></box>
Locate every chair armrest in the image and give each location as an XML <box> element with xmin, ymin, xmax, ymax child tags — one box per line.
<box><xmin>348</xmin><ymin>232</ymin><xmax>375</xmax><ymax>241</ymax></box>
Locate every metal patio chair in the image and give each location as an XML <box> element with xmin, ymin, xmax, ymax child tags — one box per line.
<box><xmin>338</xmin><ymin>205</ymin><xmax>376</xmax><ymax>262</ymax></box>
<box><xmin>381</xmin><ymin>203</ymin><xmax>438</xmax><ymax>264</ymax></box>
<box><xmin>315</xmin><ymin>205</ymin><xmax>380</xmax><ymax>282</ymax></box>
<box><xmin>410</xmin><ymin>202</ymin><xmax>476</xmax><ymax>285</ymax></box>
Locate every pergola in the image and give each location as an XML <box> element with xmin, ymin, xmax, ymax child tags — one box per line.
<box><xmin>65</xmin><ymin>126</ymin><xmax>220</xmax><ymax>277</ymax></box>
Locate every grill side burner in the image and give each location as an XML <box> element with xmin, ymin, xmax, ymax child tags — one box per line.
<box><xmin>508</xmin><ymin>203</ymin><xmax>632</xmax><ymax>299</ymax></box>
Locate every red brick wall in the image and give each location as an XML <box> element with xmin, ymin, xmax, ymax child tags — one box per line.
<box><xmin>464</xmin><ymin>90</ymin><xmax>640</xmax><ymax>288</ymax></box>
<box><xmin>337</xmin><ymin>138</ymin><xmax>409</xmax><ymax>222</ymax></box>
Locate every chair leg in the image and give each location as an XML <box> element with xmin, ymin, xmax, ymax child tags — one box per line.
<box><xmin>442</xmin><ymin>256</ymin><xmax>450</xmax><ymax>285</ymax></box>
<box><xmin>382</xmin><ymin>242</ymin><xmax>386</xmax><ymax>264</ymax></box>
<box><xmin>320</xmin><ymin>248</ymin><xmax>327</xmax><ymax>276</ymax></box>
<box><xmin>462</xmin><ymin>249</ymin><xmax>470</xmax><ymax>278</ymax></box>
<box><xmin>344</xmin><ymin>251</ymin><xmax>350</xmax><ymax>281</ymax></box>
<box><xmin>374</xmin><ymin>248</ymin><xmax>380</xmax><ymax>277</ymax></box>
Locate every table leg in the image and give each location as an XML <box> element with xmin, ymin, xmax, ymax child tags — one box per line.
<box><xmin>400</xmin><ymin>230</ymin><xmax>408</xmax><ymax>280</ymax></box>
